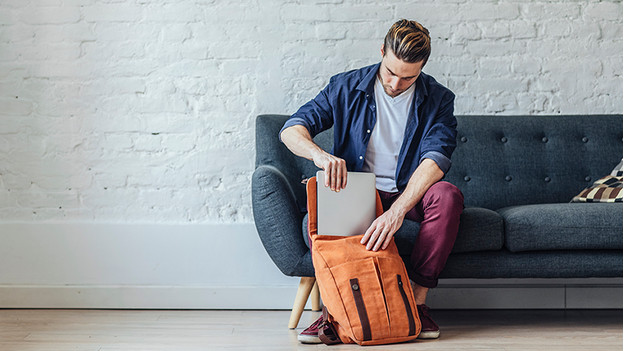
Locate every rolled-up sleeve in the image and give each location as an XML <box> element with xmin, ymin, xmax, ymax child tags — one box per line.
<box><xmin>419</xmin><ymin>91</ymin><xmax>457</xmax><ymax>174</ymax></box>
<box><xmin>279</xmin><ymin>81</ymin><xmax>335</xmax><ymax>142</ymax></box>
<box><xmin>420</xmin><ymin>151</ymin><xmax>452</xmax><ymax>174</ymax></box>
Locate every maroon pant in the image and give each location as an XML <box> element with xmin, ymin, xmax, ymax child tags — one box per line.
<box><xmin>379</xmin><ymin>181</ymin><xmax>464</xmax><ymax>288</ymax></box>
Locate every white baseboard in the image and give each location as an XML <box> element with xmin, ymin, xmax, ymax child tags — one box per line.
<box><xmin>0</xmin><ymin>280</ymin><xmax>620</xmax><ymax>309</ymax></box>
<box><xmin>0</xmin><ymin>222</ymin><xmax>620</xmax><ymax>309</ymax></box>
<box><xmin>0</xmin><ymin>285</ymin><xmax>301</xmax><ymax>309</ymax></box>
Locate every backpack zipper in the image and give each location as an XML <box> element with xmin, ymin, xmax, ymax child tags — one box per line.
<box><xmin>396</xmin><ymin>274</ymin><xmax>416</xmax><ymax>336</ymax></box>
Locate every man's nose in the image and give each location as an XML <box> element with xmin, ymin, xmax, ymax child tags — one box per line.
<box><xmin>390</xmin><ymin>77</ymin><xmax>400</xmax><ymax>89</ymax></box>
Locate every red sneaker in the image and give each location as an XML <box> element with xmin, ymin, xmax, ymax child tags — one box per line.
<box><xmin>417</xmin><ymin>304</ymin><xmax>440</xmax><ymax>339</ymax></box>
<box><xmin>297</xmin><ymin>316</ymin><xmax>323</xmax><ymax>344</ymax></box>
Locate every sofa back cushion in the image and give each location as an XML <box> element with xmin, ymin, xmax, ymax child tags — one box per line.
<box><xmin>256</xmin><ymin>114</ymin><xmax>623</xmax><ymax>211</ymax></box>
<box><xmin>445</xmin><ymin>115</ymin><xmax>623</xmax><ymax>209</ymax></box>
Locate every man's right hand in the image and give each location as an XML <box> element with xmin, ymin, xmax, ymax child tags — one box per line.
<box><xmin>312</xmin><ymin>150</ymin><xmax>348</xmax><ymax>192</ymax></box>
<box><xmin>280</xmin><ymin>125</ymin><xmax>348</xmax><ymax>192</ymax></box>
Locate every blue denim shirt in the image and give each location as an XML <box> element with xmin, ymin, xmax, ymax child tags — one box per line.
<box><xmin>280</xmin><ymin>63</ymin><xmax>457</xmax><ymax>192</ymax></box>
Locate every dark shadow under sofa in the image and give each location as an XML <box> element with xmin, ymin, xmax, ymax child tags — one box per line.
<box><xmin>252</xmin><ymin>114</ymin><xmax>623</xmax><ymax>328</ymax></box>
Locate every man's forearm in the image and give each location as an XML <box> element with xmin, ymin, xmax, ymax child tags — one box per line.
<box><xmin>390</xmin><ymin>158</ymin><xmax>444</xmax><ymax>215</ymax></box>
<box><xmin>280</xmin><ymin>124</ymin><xmax>347</xmax><ymax>191</ymax></box>
<box><xmin>361</xmin><ymin>158</ymin><xmax>445</xmax><ymax>251</ymax></box>
<box><xmin>280</xmin><ymin>125</ymin><xmax>325</xmax><ymax>162</ymax></box>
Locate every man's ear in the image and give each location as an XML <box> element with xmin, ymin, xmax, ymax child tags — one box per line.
<box><xmin>380</xmin><ymin>44</ymin><xmax>385</xmax><ymax>57</ymax></box>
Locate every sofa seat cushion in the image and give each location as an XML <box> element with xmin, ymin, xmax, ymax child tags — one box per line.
<box><xmin>370</xmin><ymin>207</ymin><xmax>504</xmax><ymax>256</ymax></box>
<box><xmin>304</xmin><ymin>206</ymin><xmax>504</xmax><ymax>256</ymax></box>
<box><xmin>370</xmin><ymin>208</ymin><xmax>504</xmax><ymax>256</ymax></box>
<box><xmin>498</xmin><ymin>203</ymin><xmax>623</xmax><ymax>252</ymax></box>
<box><xmin>453</xmin><ymin>207</ymin><xmax>504</xmax><ymax>253</ymax></box>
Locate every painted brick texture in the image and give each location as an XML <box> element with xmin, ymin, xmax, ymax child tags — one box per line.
<box><xmin>0</xmin><ymin>0</ymin><xmax>621</xmax><ymax>223</ymax></box>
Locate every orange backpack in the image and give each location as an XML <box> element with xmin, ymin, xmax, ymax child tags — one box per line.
<box><xmin>306</xmin><ymin>176</ymin><xmax>421</xmax><ymax>346</ymax></box>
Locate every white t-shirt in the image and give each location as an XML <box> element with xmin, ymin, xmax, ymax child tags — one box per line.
<box><xmin>362</xmin><ymin>75</ymin><xmax>416</xmax><ymax>192</ymax></box>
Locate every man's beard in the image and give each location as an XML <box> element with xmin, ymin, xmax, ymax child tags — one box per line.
<box><xmin>383</xmin><ymin>85</ymin><xmax>405</xmax><ymax>98</ymax></box>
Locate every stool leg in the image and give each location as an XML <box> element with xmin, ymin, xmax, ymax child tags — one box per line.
<box><xmin>311</xmin><ymin>281</ymin><xmax>321</xmax><ymax>311</ymax></box>
<box><xmin>288</xmin><ymin>277</ymin><xmax>316</xmax><ymax>329</ymax></box>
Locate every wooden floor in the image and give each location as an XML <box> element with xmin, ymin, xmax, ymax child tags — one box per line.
<box><xmin>0</xmin><ymin>309</ymin><xmax>621</xmax><ymax>350</ymax></box>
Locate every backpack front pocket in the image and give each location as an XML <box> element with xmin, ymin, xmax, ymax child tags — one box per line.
<box><xmin>376</xmin><ymin>257</ymin><xmax>420</xmax><ymax>337</ymax></box>
<box><xmin>329</xmin><ymin>257</ymin><xmax>391</xmax><ymax>342</ymax></box>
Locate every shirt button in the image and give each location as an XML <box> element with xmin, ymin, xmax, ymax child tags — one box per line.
<box><xmin>359</xmin><ymin>156</ymin><xmax>363</xmax><ymax>160</ymax></box>
<box><xmin>501</xmin><ymin>137</ymin><xmax>508</xmax><ymax>143</ymax></box>
<box><xmin>582</xmin><ymin>137</ymin><xmax>589</xmax><ymax>143</ymax></box>
<box><xmin>505</xmin><ymin>175</ymin><xmax>512</xmax><ymax>182</ymax></box>
<box><xmin>544</xmin><ymin>176</ymin><xmax>551</xmax><ymax>182</ymax></box>
<box><xmin>367</xmin><ymin>129</ymin><xmax>371</xmax><ymax>133</ymax></box>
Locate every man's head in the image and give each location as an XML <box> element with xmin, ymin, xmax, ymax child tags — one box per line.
<box><xmin>378</xmin><ymin>19</ymin><xmax>431</xmax><ymax>97</ymax></box>
<box><xmin>383</xmin><ymin>19</ymin><xmax>431</xmax><ymax>65</ymax></box>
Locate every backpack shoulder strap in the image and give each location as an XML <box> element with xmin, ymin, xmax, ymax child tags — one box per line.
<box><xmin>306</xmin><ymin>176</ymin><xmax>318</xmax><ymax>237</ymax></box>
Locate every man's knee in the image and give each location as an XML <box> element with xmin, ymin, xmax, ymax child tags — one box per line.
<box><xmin>427</xmin><ymin>181</ymin><xmax>464</xmax><ymax>209</ymax></box>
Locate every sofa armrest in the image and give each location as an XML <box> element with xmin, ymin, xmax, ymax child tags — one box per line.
<box><xmin>252</xmin><ymin>165</ymin><xmax>312</xmax><ymax>277</ymax></box>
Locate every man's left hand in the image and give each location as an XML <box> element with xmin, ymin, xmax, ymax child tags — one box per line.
<box><xmin>360</xmin><ymin>208</ymin><xmax>405</xmax><ymax>251</ymax></box>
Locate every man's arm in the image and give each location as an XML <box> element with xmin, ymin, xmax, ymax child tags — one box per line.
<box><xmin>360</xmin><ymin>158</ymin><xmax>444</xmax><ymax>251</ymax></box>
<box><xmin>280</xmin><ymin>125</ymin><xmax>348</xmax><ymax>192</ymax></box>
<box><xmin>361</xmin><ymin>88</ymin><xmax>457</xmax><ymax>251</ymax></box>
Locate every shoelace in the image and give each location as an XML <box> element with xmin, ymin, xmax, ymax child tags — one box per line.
<box><xmin>418</xmin><ymin>305</ymin><xmax>439</xmax><ymax>328</ymax></box>
<box><xmin>305</xmin><ymin>316</ymin><xmax>324</xmax><ymax>331</ymax></box>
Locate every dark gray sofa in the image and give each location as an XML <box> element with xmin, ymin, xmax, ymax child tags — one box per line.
<box><xmin>252</xmin><ymin>114</ymin><xmax>623</xmax><ymax>326</ymax></box>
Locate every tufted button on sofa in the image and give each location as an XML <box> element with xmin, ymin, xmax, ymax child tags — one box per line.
<box><xmin>252</xmin><ymin>114</ymin><xmax>623</xmax><ymax>328</ymax></box>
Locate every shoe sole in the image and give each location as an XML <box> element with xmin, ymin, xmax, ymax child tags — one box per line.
<box><xmin>298</xmin><ymin>334</ymin><xmax>322</xmax><ymax>344</ymax></box>
<box><xmin>417</xmin><ymin>330</ymin><xmax>440</xmax><ymax>339</ymax></box>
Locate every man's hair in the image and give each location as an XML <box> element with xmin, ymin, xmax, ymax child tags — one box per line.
<box><xmin>383</xmin><ymin>19</ymin><xmax>431</xmax><ymax>66</ymax></box>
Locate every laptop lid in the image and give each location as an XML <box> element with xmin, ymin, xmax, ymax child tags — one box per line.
<box><xmin>316</xmin><ymin>171</ymin><xmax>377</xmax><ymax>236</ymax></box>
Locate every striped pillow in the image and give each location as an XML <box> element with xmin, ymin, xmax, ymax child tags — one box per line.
<box><xmin>572</xmin><ymin>160</ymin><xmax>623</xmax><ymax>203</ymax></box>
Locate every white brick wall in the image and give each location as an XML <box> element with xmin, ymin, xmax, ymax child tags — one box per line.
<box><xmin>0</xmin><ymin>0</ymin><xmax>622</xmax><ymax>223</ymax></box>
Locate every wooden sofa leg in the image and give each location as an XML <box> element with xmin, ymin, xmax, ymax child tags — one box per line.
<box><xmin>288</xmin><ymin>277</ymin><xmax>316</xmax><ymax>329</ymax></box>
<box><xmin>311</xmin><ymin>281</ymin><xmax>321</xmax><ymax>311</ymax></box>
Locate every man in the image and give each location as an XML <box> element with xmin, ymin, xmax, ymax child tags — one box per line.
<box><xmin>280</xmin><ymin>19</ymin><xmax>464</xmax><ymax>343</ymax></box>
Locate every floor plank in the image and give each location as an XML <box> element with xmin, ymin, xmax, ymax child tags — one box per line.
<box><xmin>0</xmin><ymin>309</ymin><xmax>620</xmax><ymax>350</ymax></box>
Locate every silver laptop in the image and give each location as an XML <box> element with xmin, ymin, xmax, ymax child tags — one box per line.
<box><xmin>316</xmin><ymin>171</ymin><xmax>377</xmax><ymax>236</ymax></box>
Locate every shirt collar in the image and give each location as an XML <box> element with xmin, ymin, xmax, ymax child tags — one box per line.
<box><xmin>355</xmin><ymin>63</ymin><xmax>380</xmax><ymax>94</ymax></box>
<box><xmin>356</xmin><ymin>62</ymin><xmax>429</xmax><ymax>102</ymax></box>
<box><xmin>413</xmin><ymin>72</ymin><xmax>428</xmax><ymax>106</ymax></box>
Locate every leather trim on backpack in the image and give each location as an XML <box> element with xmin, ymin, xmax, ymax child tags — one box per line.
<box><xmin>349</xmin><ymin>278</ymin><xmax>372</xmax><ymax>341</ymax></box>
<box><xmin>397</xmin><ymin>274</ymin><xmax>416</xmax><ymax>336</ymax></box>
<box><xmin>319</xmin><ymin>307</ymin><xmax>342</xmax><ymax>345</ymax></box>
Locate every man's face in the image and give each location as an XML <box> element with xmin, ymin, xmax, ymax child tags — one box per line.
<box><xmin>378</xmin><ymin>47</ymin><xmax>424</xmax><ymax>98</ymax></box>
